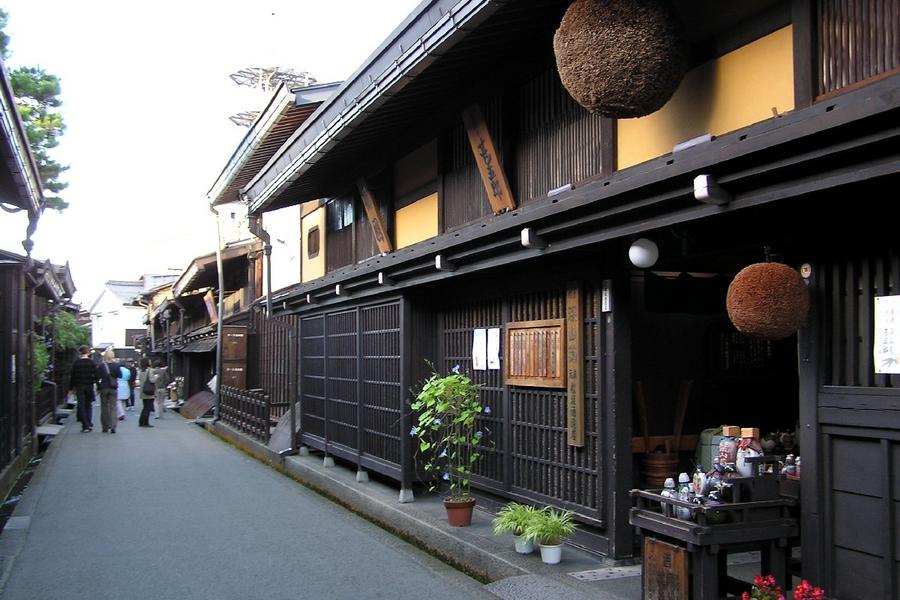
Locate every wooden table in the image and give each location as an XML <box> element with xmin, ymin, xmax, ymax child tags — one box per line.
<box><xmin>630</xmin><ymin>488</ymin><xmax>797</xmax><ymax>599</ymax></box>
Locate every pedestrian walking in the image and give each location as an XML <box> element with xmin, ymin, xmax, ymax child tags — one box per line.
<box><xmin>123</xmin><ymin>358</ymin><xmax>137</xmax><ymax>411</ymax></box>
<box><xmin>116</xmin><ymin>360</ymin><xmax>132</xmax><ymax>420</ymax></box>
<box><xmin>153</xmin><ymin>358</ymin><xmax>170</xmax><ymax>419</ymax></box>
<box><xmin>97</xmin><ymin>349</ymin><xmax>120</xmax><ymax>434</ymax></box>
<box><xmin>69</xmin><ymin>345</ymin><xmax>96</xmax><ymax>432</ymax></box>
<box><xmin>137</xmin><ymin>357</ymin><xmax>155</xmax><ymax>428</ymax></box>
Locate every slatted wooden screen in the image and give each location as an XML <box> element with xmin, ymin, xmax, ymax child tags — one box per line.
<box><xmin>300</xmin><ymin>314</ymin><xmax>326</xmax><ymax>439</ymax></box>
<box><xmin>300</xmin><ymin>301</ymin><xmax>403</xmax><ymax>477</ymax></box>
<box><xmin>516</xmin><ymin>67</ymin><xmax>606</xmax><ymax>204</ymax></box>
<box><xmin>821</xmin><ymin>250</ymin><xmax>900</xmax><ymax>387</ymax></box>
<box><xmin>325</xmin><ymin>310</ymin><xmax>358</xmax><ymax>451</ymax></box>
<box><xmin>809</xmin><ymin>249</ymin><xmax>900</xmax><ymax>598</ymax></box>
<box><xmin>256</xmin><ymin>312</ymin><xmax>299</xmax><ymax>421</ymax></box>
<box><xmin>509</xmin><ymin>287</ymin><xmax>601</xmax><ymax>513</ymax></box>
<box><xmin>442</xmin><ymin>301</ymin><xmax>505</xmax><ymax>488</ymax></box>
<box><xmin>360</xmin><ymin>303</ymin><xmax>402</xmax><ymax>466</ymax></box>
<box><xmin>439</xmin><ymin>285</ymin><xmax>603</xmax><ymax>518</ymax></box>
<box><xmin>817</xmin><ymin>0</ymin><xmax>900</xmax><ymax>96</ymax></box>
<box><xmin>0</xmin><ymin>265</ymin><xmax>22</xmax><ymax>469</ymax></box>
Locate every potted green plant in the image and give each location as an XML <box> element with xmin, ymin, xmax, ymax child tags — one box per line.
<box><xmin>410</xmin><ymin>363</ymin><xmax>484</xmax><ymax>526</ymax></box>
<box><xmin>492</xmin><ymin>502</ymin><xmax>541</xmax><ymax>554</ymax></box>
<box><xmin>523</xmin><ymin>507</ymin><xmax>576</xmax><ymax>564</ymax></box>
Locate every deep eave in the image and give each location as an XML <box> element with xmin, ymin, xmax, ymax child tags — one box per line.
<box><xmin>269</xmin><ymin>74</ymin><xmax>900</xmax><ymax>314</ymax></box>
<box><xmin>0</xmin><ymin>60</ymin><xmax>42</xmax><ymax>216</ymax></box>
<box><xmin>242</xmin><ymin>0</ymin><xmax>784</xmax><ymax>215</ymax></box>
<box><xmin>207</xmin><ymin>81</ymin><xmax>341</xmax><ymax>207</ymax></box>
<box><xmin>172</xmin><ymin>240</ymin><xmax>261</xmax><ymax>298</ymax></box>
<box><xmin>243</xmin><ymin>0</ymin><xmax>503</xmax><ymax>214</ymax></box>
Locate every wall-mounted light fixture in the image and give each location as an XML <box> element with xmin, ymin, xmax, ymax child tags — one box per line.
<box><xmin>693</xmin><ymin>174</ymin><xmax>732</xmax><ymax>205</ymax></box>
<box><xmin>378</xmin><ymin>272</ymin><xmax>393</xmax><ymax>286</ymax></box>
<box><xmin>435</xmin><ymin>255</ymin><xmax>456</xmax><ymax>272</ymax></box>
<box><xmin>520</xmin><ymin>228</ymin><xmax>547</xmax><ymax>249</ymax></box>
<box><xmin>628</xmin><ymin>238</ymin><xmax>659</xmax><ymax>269</ymax></box>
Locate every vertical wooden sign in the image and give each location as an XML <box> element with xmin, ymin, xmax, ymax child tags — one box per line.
<box><xmin>461</xmin><ymin>104</ymin><xmax>516</xmax><ymax>214</ymax></box>
<box><xmin>566</xmin><ymin>281</ymin><xmax>584</xmax><ymax>447</ymax></box>
<box><xmin>356</xmin><ymin>178</ymin><xmax>393</xmax><ymax>254</ymax></box>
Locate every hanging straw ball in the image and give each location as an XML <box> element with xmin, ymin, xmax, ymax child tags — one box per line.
<box><xmin>553</xmin><ymin>0</ymin><xmax>689</xmax><ymax>118</ymax></box>
<box><xmin>726</xmin><ymin>263</ymin><xmax>810</xmax><ymax>340</ymax></box>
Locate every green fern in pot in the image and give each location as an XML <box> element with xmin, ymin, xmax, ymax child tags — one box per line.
<box><xmin>523</xmin><ymin>507</ymin><xmax>576</xmax><ymax>564</ymax></box>
<box><xmin>492</xmin><ymin>502</ymin><xmax>541</xmax><ymax>554</ymax></box>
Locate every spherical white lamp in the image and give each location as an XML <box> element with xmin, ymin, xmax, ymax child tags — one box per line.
<box><xmin>628</xmin><ymin>238</ymin><xmax>658</xmax><ymax>269</ymax></box>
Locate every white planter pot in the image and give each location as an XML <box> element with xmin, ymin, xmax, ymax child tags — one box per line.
<box><xmin>513</xmin><ymin>535</ymin><xmax>534</xmax><ymax>554</ymax></box>
<box><xmin>539</xmin><ymin>543</ymin><xmax>563</xmax><ymax>564</ymax></box>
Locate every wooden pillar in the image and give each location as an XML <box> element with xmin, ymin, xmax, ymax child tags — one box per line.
<box><xmin>797</xmin><ymin>261</ymin><xmax>824</xmax><ymax>586</ymax></box>
<box><xmin>792</xmin><ymin>0</ymin><xmax>817</xmax><ymax>109</ymax></box>
<box><xmin>606</xmin><ymin>273</ymin><xmax>634</xmax><ymax>558</ymax></box>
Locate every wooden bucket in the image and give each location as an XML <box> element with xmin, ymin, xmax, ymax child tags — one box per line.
<box><xmin>641</xmin><ymin>453</ymin><xmax>679</xmax><ymax>488</ymax></box>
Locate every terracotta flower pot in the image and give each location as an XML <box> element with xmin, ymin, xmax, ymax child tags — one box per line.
<box><xmin>444</xmin><ymin>497</ymin><xmax>476</xmax><ymax>527</ymax></box>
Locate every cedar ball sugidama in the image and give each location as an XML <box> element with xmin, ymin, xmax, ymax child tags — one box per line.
<box><xmin>726</xmin><ymin>263</ymin><xmax>810</xmax><ymax>340</ymax></box>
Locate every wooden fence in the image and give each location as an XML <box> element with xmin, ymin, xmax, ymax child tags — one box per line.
<box><xmin>220</xmin><ymin>386</ymin><xmax>271</xmax><ymax>443</ymax></box>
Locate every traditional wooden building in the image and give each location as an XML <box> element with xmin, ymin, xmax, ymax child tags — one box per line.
<box><xmin>0</xmin><ymin>58</ymin><xmax>46</xmax><ymax>495</ymax></box>
<box><xmin>228</xmin><ymin>1</ymin><xmax>896</xmax><ymax>597</ymax></box>
<box><xmin>154</xmin><ymin>240</ymin><xmax>263</xmax><ymax>399</ymax></box>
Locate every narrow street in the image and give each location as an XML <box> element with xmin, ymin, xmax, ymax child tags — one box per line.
<box><xmin>0</xmin><ymin>410</ymin><xmax>494</xmax><ymax>600</ymax></box>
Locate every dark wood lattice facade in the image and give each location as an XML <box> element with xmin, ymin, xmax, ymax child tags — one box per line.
<box><xmin>300</xmin><ymin>299</ymin><xmax>406</xmax><ymax>482</ymax></box>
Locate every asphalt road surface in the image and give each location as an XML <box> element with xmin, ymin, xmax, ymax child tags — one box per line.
<box><xmin>0</xmin><ymin>409</ymin><xmax>495</xmax><ymax>600</ymax></box>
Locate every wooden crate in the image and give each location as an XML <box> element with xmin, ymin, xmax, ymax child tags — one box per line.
<box><xmin>643</xmin><ymin>537</ymin><xmax>688</xmax><ymax>600</ymax></box>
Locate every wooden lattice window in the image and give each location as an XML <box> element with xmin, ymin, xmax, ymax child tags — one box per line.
<box><xmin>307</xmin><ymin>225</ymin><xmax>320</xmax><ymax>259</ymax></box>
<box><xmin>504</xmin><ymin>319</ymin><xmax>566</xmax><ymax>388</ymax></box>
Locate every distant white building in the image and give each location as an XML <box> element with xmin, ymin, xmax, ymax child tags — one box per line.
<box><xmin>89</xmin><ymin>275</ymin><xmax>179</xmax><ymax>349</ymax></box>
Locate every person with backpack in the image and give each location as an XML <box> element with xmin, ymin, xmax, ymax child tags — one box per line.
<box><xmin>123</xmin><ymin>358</ymin><xmax>137</xmax><ymax>411</ymax></box>
<box><xmin>137</xmin><ymin>357</ymin><xmax>156</xmax><ymax>428</ymax></box>
<box><xmin>69</xmin><ymin>345</ymin><xmax>96</xmax><ymax>432</ymax></box>
<box><xmin>96</xmin><ymin>349</ymin><xmax>120</xmax><ymax>434</ymax></box>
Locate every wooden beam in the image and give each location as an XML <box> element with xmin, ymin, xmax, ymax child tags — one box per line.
<box><xmin>566</xmin><ymin>282</ymin><xmax>584</xmax><ymax>447</ymax></box>
<box><xmin>356</xmin><ymin>178</ymin><xmax>393</xmax><ymax>254</ymax></box>
<box><xmin>631</xmin><ymin>435</ymin><xmax>699</xmax><ymax>454</ymax></box>
<box><xmin>461</xmin><ymin>104</ymin><xmax>516</xmax><ymax>214</ymax></box>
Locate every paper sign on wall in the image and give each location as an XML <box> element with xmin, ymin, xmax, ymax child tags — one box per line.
<box><xmin>472</xmin><ymin>328</ymin><xmax>487</xmax><ymax>371</ymax></box>
<box><xmin>487</xmin><ymin>328</ymin><xmax>501</xmax><ymax>370</ymax></box>
<box><xmin>874</xmin><ymin>295</ymin><xmax>900</xmax><ymax>374</ymax></box>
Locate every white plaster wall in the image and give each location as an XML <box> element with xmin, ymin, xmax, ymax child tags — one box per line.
<box><xmin>90</xmin><ymin>290</ymin><xmax>146</xmax><ymax>348</ymax></box>
<box><xmin>262</xmin><ymin>205</ymin><xmax>301</xmax><ymax>294</ymax></box>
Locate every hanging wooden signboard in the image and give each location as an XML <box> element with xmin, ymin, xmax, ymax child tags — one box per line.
<box><xmin>356</xmin><ymin>178</ymin><xmax>393</xmax><ymax>254</ymax></box>
<box><xmin>461</xmin><ymin>104</ymin><xmax>516</xmax><ymax>214</ymax></box>
<box><xmin>566</xmin><ymin>282</ymin><xmax>584</xmax><ymax>447</ymax></box>
<box><xmin>504</xmin><ymin>319</ymin><xmax>566</xmax><ymax>388</ymax></box>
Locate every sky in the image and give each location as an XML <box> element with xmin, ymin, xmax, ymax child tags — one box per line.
<box><xmin>0</xmin><ymin>0</ymin><xmax>422</xmax><ymax>306</ymax></box>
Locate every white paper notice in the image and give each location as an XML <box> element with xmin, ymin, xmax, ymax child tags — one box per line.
<box><xmin>472</xmin><ymin>328</ymin><xmax>487</xmax><ymax>371</ymax></box>
<box><xmin>874</xmin><ymin>295</ymin><xmax>900</xmax><ymax>374</ymax></box>
<box><xmin>487</xmin><ymin>328</ymin><xmax>501</xmax><ymax>370</ymax></box>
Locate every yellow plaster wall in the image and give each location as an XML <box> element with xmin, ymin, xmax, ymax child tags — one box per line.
<box><xmin>617</xmin><ymin>26</ymin><xmax>794</xmax><ymax>170</ymax></box>
<box><xmin>395</xmin><ymin>193</ymin><xmax>439</xmax><ymax>249</ymax></box>
<box><xmin>301</xmin><ymin>206</ymin><xmax>325</xmax><ymax>283</ymax></box>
